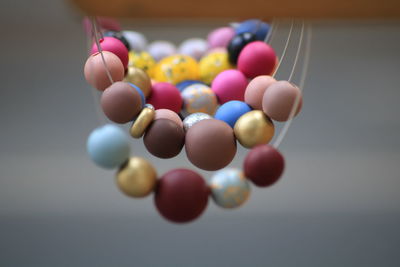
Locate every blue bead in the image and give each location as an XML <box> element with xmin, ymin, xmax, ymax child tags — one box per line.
<box><xmin>87</xmin><ymin>124</ymin><xmax>130</xmax><ymax>169</ymax></box>
<box><xmin>235</xmin><ymin>19</ymin><xmax>270</xmax><ymax>41</ymax></box>
<box><xmin>176</xmin><ymin>80</ymin><xmax>205</xmax><ymax>92</ymax></box>
<box><xmin>129</xmin><ymin>83</ymin><xmax>146</xmax><ymax>108</ymax></box>
<box><xmin>214</xmin><ymin>101</ymin><xmax>252</xmax><ymax>128</ymax></box>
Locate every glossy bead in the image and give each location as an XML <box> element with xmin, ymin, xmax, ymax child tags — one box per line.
<box><xmin>245</xmin><ymin>75</ymin><xmax>276</xmax><ymax>110</ymax></box>
<box><xmin>235</xmin><ymin>19</ymin><xmax>270</xmax><ymax>41</ymax></box>
<box><xmin>103</xmin><ymin>31</ymin><xmax>131</xmax><ymax>50</ymax></box>
<box><xmin>130</xmin><ymin>106</ymin><xmax>155</xmax><ymax>138</ymax></box>
<box><xmin>227</xmin><ymin>32</ymin><xmax>257</xmax><ymax>65</ymax></box>
<box><xmin>211</xmin><ymin>70</ymin><xmax>248</xmax><ymax>104</ymax></box>
<box><xmin>234</xmin><ymin>110</ymin><xmax>275</xmax><ymax>148</ymax></box>
<box><xmin>207</xmin><ymin>27</ymin><xmax>235</xmax><ymax>49</ymax></box>
<box><xmin>176</xmin><ymin>80</ymin><xmax>205</xmax><ymax>92</ymax></box>
<box><xmin>91</xmin><ymin>37</ymin><xmax>129</xmax><ymax>68</ymax></box>
<box><xmin>244</xmin><ymin>145</ymin><xmax>285</xmax><ymax>187</ymax></box>
<box><xmin>122</xmin><ymin>31</ymin><xmax>148</xmax><ymax>52</ymax></box>
<box><xmin>84</xmin><ymin>51</ymin><xmax>124</xmax><ymax>91</ymax></box>
<box><xmin>262</xmin><ymin>81</ymin><xmax>302</xmax><ymax>122</ymax></box>
<box><xmin>147</xmin><ymin>82</ymin><xmax>182</xmax><ymax>113</ymax></box>
<box><xmin>101</xmin><ymin>82</ymin><xmax>142</xmax><ymax>124</ymax></box>
<box><xmin>185</xmin><ymin>119</ymin><xmax>237</xmax><ymax>171</ymax></box>
<box><xmin>116</xmin><ymin>157</ymin><xmax>157</xmax><ymax>198</ymax></box>
<box><xmin>148</xmin><ymin>41</ymin><xmax>177</xmax><ymax>61</ymax></box>
<box><xmin>153</xmin><ymin>55</ymin><xmax>199</xmax><ymax>85</ymax></box>
<box><xmin>154</xmin><ymin>109</ymin><xmax>183</xmax><ymax>128</ymax></box>
<box><xmin>209</xmin><ymin>169</ymin><xmax>250</xmax><ymax>209</ymax></box>
<box><xmin>178</xmin><ymin>38</ymin><xmax>208</xmax><ymax>60</ymax></box>
<box><xmin>182</xmin><ymin>113</ymin><xmax>212</xmax><ymax>132</ymax></box>
<box><xmin>144</xmin><ymin>119</ymin><xmax>185</xmax><ymax>159</ymax></box>
<box><xmin>199</xmin><ymin>51</ymin><xmax>233</xmax><ymax>85</ymax></box>
<box><xmin>237</xmin><ymin>41</ymin><xmax>276</xmax><ymax>79</ymax></box>
<box><xmin>128</xmin><ymin>51</ymin><xmax>156</xmax><ymax>78</ymax></box>
<box><xmin>87</xmin><ymin>124</ymin><xmax>130</xmax><ymax>169</ymax></box>
<box><xmin>124</xmin><ymin>66</ymin><xmax>152</xmax><ymax>98</ymax></box>
<box><xmin>182</xmin><ymin>84</ymin><xmax>218</xmax><ymax>115</ymax></box>
<box><xmin>155</xmin><ymin>169</ymin><xmax>209</xmax><ymax>223</ymax></box>
<box><xmin>215</xmin><ymin>101</ymin><xmax>252</xmax><ymax>128</ymax></box>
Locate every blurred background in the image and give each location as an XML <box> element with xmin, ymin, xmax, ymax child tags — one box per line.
<box><xmin>0</xmin><ymin>0</ymin><xmax>400</xmax><ymax>266</ymax></box>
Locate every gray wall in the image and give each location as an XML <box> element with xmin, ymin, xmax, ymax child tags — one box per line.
<box><xmin>0</xmin><ymin>0</ymin><xmax>400</xmax><ymax>266</ymax></box>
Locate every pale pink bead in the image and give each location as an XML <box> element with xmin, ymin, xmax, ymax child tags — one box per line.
<box><xmin>154</xmin><ymin>109</ymin><xmax>183</xmax><ymax>128</ymax></box>
<box><xmin>207</xmin><ymin>27</ymin><xmax>235</xmax><ymax>49</ymax></box>
<box><xmin>245</xmin><ymin>75</ymin><xmax>277</xmax><ymax>110</ymax></box>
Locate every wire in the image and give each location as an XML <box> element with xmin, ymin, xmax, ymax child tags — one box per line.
<box><xmin>272</xmin><ymin>20</ymin><xmax>294</xmax><ymax>78</ymax></box>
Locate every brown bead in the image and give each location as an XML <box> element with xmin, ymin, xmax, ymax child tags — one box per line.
<box><xmin>143</xmin><ymin>119</ymin><xmax>185</xmax><ymax>159</ymax></box>
<box><xmin>185</xmin><ymin>119</ymin><xmax>237</xmax><ymax>171</ymax></box>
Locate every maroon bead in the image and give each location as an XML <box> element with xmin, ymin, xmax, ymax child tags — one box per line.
<box><xmin>154</xmin><ymin>169</ymin><xmax>209</xmax><ymax>223</ymax></box>
<box><xmin>244</xmin><ymin>145</ymin><xmax>285</xmax><ymax>187</ymax></box>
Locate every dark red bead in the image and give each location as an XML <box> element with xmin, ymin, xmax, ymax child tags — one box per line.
<box><xmin>244</xmin><ymin>145</ymin><xmax>285</xmax><ymax>187</ymax></box>
<box><xmin>154</xmin><ymin>169</ymin><xmax>209</xmax><ymax>223</ymax></box>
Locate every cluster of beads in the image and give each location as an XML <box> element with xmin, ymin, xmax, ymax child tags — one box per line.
<box><xmin>84</xmin><ymin>18</ymin><xmax>302</xmax><ymax>223</ymax></box>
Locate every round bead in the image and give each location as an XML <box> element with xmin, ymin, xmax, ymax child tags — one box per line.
<box><xmin>211</xmin><ymin>70</ymin><xmax>248</xmax><ymax>104</ymax></box>
<box><xmin>234</xmin><ymin>110</ymin><xmax>275</xmax><ymax>148</ymax></box>
<box><xmin>245</xmin><ymin>75</ymin><xmax>276</xmax><ymax>110</ymax></box>
<box><xmin>185</xmin><ymin>119</ymin><xmax>237</xmax><ymax>171</ymax></box>
<box><xmin>176</xmin><ymin>80</ymin><xmax>205</xmax><ymax>92</ymax></box>
<box><xmin>235</xmin><ymin>19</ymin><xmax>270</xmax><ymax>41</ymax></box>
<box><xmin>130</xmin><ymin>106</ymin><xmax>155</xmax><ymax>138</ymax></box>
<box><xmin>178</xmin><ymin>38</ymin><xmax>208</xmax><ymax>60</ymax></box>
<box><xmin>182</xmin><ymin>113</ymin><xmax>212</xmax><ymax>132</ymax></box>
<box><xmin>129</xmin><ymin>83</ymin><xmax>145</xmax><ymax>108</ymax></box>
<box><xmin>87</xmin><ymin>124</ymin><xmax>130</xmax><ymax>169</ymax></box>
<box><xmin>84</xmin><ymin>51</ymin><xmax>124</xmax><ymax>91</ymax></box>
<box><xmin>103</xmin><ymin>31</ymin><xmax>131</xmax><ymax>51</ymax></box>
<box><xmin>207</xmin><ymin>27</ymin><xmax>235</xmax><ymax>49</ymax></box>
<box><xmin>101</xmin><ymin>82</ymin><xmax>142</xmax><ymax>124</ymax></box>
<box><xmin>227</xmin><ymin>32</ymin><xmax>257</xmax><ymax>65</ymax></box>
<box><xmin>91</xmin><ymin>37</ymin><xmax>129</xmax><ymax>69</ymax></box>
<box><xmin>199</xmin><ymin>51</ymin><xmax>233</xmax><ymax>85</ymax></box>
<box><xmin>147</xmin><ymin>41</ymin><xmax>177</xmax><ymax>61</ymax></box>
<box><xmin>144</xmin><ymin>119</ymin><xmax>185</xmax><ymax>159</ymax></box>
<box><xmin>244</xmin><ymin>145</ymin><xmax>285</xmax><ymax>187</ymax></box>
<box><xmin>155</xmin><ymin>169</ymin><xmax>209</xmax><ymax>223</ymax></box>
<box><xmin>214</xmin><ymin>101</ymin><xmax>252</xmax><ymax>128</ymax></box>
<box><xmin>124</xmin><ymin>66</ymin><xmax>152</xmax><ymax>98</ymax></box>
<box><xmin>262</xmin><ymin>81</ymin><xmax>302</xmax><ymax>122</ymax></box>
<box><xmin>237</xmin><ymin>41</ymin><xmax>277</xmax><ymax>79</ymax></box>
<box><xmin>182</xmin><ymin>84</ymin><xmax>218</xmax><ymax>115</ymax></box>
<box><xmin>128</xmin><ymin>51</ymin><xmax>156</xmax><ymax>77</ymax></box>
<box><xmin>209</xmin><ymin>169</ymin><xmax>250</xmax><ymax>209</ymax></box>
<box><xmin>122</xmin><ymin>31</ymin><xmax>148</xmax><ymax>52</ymax></box>
<box><xmin>116</xmin><ymin>157</ymin><xmax>157</xmax><ymax>198</ymax></box>
<box><xmin>154</xmin><ymin>109</ymin><xmax>183</xmax><ymax>128</ymax></box>
<box><xmin>147</xmin><ymin>82</ymin><xmax>182</xmax><ymax>113</ymax></box>
<box><xmin>153</xmin><ymin>55</ymin><xmax>199</xmax><ymax>85</ymax></box>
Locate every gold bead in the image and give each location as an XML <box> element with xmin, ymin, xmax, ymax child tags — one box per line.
<box><xmin>116</xmin><ymin>157</ymin><xmax>157</xmax><ymax>198</ymax></box>
<box><xmin>234</xmin><ymin>110</ymin><xmax>275</xmax><ymax>148</ymax></box>
<box><xmin>124</xmin><ymin>66</ymin><xmax>152</xmax><ymax>97</ymax></box>
<box><xmin>130</xmin><ymin>107</ymin><xmax>155</xmax><ymax>138</ymax></box>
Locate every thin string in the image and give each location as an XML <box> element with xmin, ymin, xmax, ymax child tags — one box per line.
<box><xmin>272</xmin><ymin>20</ymin><xmax>294</xmax><ymax>78</ymax></box>
<box><xmin>265</xmin><ymin>19</ymin><xmax>278</xmax><ymax>44</ymax></box>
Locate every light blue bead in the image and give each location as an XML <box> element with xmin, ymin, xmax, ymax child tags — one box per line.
<box><xmin>235</xmin><ymin>19</ymin><xmax>270</xmax><ymax>41</ymax></box>
<box><xmin>87</xmin><ymin>124</ymin><xmax>130</xmax><ymax>169</ymax></box>
<box><xmin>214</xmin><ymin>101</ymin><xmax>252</xmax><ymax>128</ymax></box>
<box><xmin>129</xmin><ymin>83</ymin><xmax>146</xmax><ymax>108</ymax></box>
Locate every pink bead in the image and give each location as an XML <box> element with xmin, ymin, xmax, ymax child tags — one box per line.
<box><xmin>84</xmin><ymin>51</ymin><xmax>125</xmax><ymax>91</ymax></box>
<box><xmin>207</xmin><ymin>27</ymin><xmax>235</xmax><ymax>49</ymax></box>
<box><xmin>211</xmin><ymin>70</ymin><xmax>248</xmax><ymax>104</ymax></box>
<box><xmin>237</xmin><ymin>41</ymin><xmax>276</xmax><ymax>79</ymax></box>
<box><xmin>91</xmin><ymin>37</ymin><xmax>129</xmax><ymax>69</ymax></box>
<box><xmin>245</xmin><ymin>75</ymin><xmax>276</xmax><ymax>110</ymax></box>
<box><xmin>147</xmin><ymin>82</ymin><xmax>183</xmax><ymax>113</ymax></box>
<box><xmin>154</xmin><ymin>109</ymin><xmax>183</xmax><ymax>128</ymax></box>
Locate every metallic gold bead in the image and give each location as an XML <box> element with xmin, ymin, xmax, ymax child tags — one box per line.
<box><xmin>116</xmin><ymin>157</ymin><xmax>157</xmax><ymax>198</ymax></box>
<box><xmin>130</xmin><ymin>107</ymin><xmax>155</xmax><ymax>139</ymax></box>
<box><xmin>124</xmin><ymin>66</ymin><xmax>152</xmax><ymax>97</ymax></box>
<box><xmin>234</xmin><ymin>110</ymin><xmax>275</xmax><ymax>148</ymax></box>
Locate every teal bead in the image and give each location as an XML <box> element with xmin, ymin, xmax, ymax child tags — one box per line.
<box><xmin>209</xmin><ymin>168</ymin><xmax>251</xmax><ymax>209</ymax></box>
<box><xmin>87</xmin><ymin>124</ymin><xmax>130</xmax><ymax>169</ymax></box>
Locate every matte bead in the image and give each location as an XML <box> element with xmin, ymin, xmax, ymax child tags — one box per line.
<box><xmin>101</xmin><ymin>82</ymin><xmax>142</xmax><ymax>124</ymax></box>
<box><xmin>211</xmin><ymin>70</ymin><xmax>248</xmax><ymax>104</ymax></box>
<box><xmin>154</xmin><ymin>109</ymin><xmax>183</xmax><ymax>128</ymax></box>
<box><xmin>91</xmin><ymin>37</ymin><xmax>129</xmax><ymax>69</ymax></box>
<box><xmin>235</xmin><ymin>19</ymin><xmax>270</xmax><ymax>41</ymax></box>
<box><xmin>245</xmin><ymin>75</ymin><xmax>276</xmax><ymax>110</ymax></box>
<box><xmin>144</xmin><ymin>119</ymin><xmax>185</xmax><ymax>159</ymax></box>
<box><xmin>124</xmin><ymin>66</ymin><xmax>152</xmax><ymax>98</ymax></box>
<box><xmin>185</xmin><ymin>119</ymin><xmax>237</xmax><ymax>171</ymax></box>
<box><xmin>178</xmin><ymin>38</ymin><xmax>208</xmax><ymax>60</ymax></box>
<box><xmin>244</xmin><ymin>145</ymin><xmax>285</xmax><ymax>187</ymax></box>
<box><xmin>103</xmin><ymin>31</ymin><xmax>131</xmax><ymax>50</ymax></box>
<box><xmin>154</xmin><ymin>169</ymin><xmax>209</xmax><ymax>223</ymax></box>
<box><xmin>122</xmin><ymin>31</ymin><xmax>148</xmax><ymax>52</ymax></box>
<box><xmin>199</xmin><ymin>51</ymin><xmax>233</xmax><ymax>85</ymax></box>
<box><xmin>153</xmin><ymin>55</ymin><xmax>199</xmax><ymax>85</ymax></box>
<box><xmin>182</xmin><ymin>84</ymin><xmax>218</xmax><ymax>115</ymax></box>
<box><xmin>214</xmin><ymin>100</ymin><xmax>252</xmax><ymax>128</ymax></box>
<box><xmin>227</xmin><ymin>32</ymin><xmax>257</xmax><ymax>65</ymax></box>
<box><xmin>87</xmin><ymin>124</ymin><xmax>130</xmax><ymax>169</ymax></box>
<box><xmin>147</xmin><ymin>82</ymin><xmax>182</xmax><ymax>113</ymax></box>
<box><xmin>130</xmin><ymin>107</ymin><xmax>155</xmax><ymax>138</ymax></box>
<box><xmin>207</xmin><ymin>27</ymin><xmax>235</xmax><ymax>49</ymax></box>
<box><xmin>129</xmin><ymin>83</ymin><xmax>145</xmax><ymax>108</ymax></box>
<box><xmin>148</xmin><ymin>41</ymin><xmax>177</xmax><ymax>61</ymax></box>
<box><xmin>84</xmin><ymin>51</ymin><xmax>124</xmax><ymax>91</ymax></box>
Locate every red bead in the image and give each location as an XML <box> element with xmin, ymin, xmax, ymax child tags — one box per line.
<box><xmin>147</xmin><ymin>82</ymin><xmax>183</xmax><ymax>113</ymax></box>
<box><xmin>243</xmin><ymin>145</ymin><xmax>285</xmax><ymax>187</ymax></box>
<box><xmin>154</xmin><ymin>169</ymin><xmax>209</xmax><ymax>223</ymax></box>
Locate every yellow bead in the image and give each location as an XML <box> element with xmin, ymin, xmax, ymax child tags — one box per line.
<box><xmin>199</xmin><ymin>51</ymin><xmax>233</xmax><ymax>84</ymax></box>
<box><xmin>116</xmin><ymin>157</ymin><xmax>157</xmax><ymax>198</ymax></box>
<box><xmin>153</xmin><ymin>55</ymin><xmax>199</xmax><ymax>84</ymax></box>
<box><xmin>124</xmin><ymin>66</ymin><xmax>152</xmax><ymax>97</ymax></box>
<box><xmin>130</xmin><ymin>107</ymin><xmax>155</xmax><ymax>138</ymax></box>
<box><xmin>129</xmin><ymin>51</ymin><xmax>156</xmax><ymax>78</ymax></box>
<box><xmin>234</xmin><ymin>110</ymin><xmax>275</xmax><ymax>148</ymax></box>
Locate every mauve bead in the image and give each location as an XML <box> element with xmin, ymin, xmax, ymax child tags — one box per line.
<box><xmin>245</xmin><ymin>75</ymin><xmax>276</xmax><ymax>110</ymax></box>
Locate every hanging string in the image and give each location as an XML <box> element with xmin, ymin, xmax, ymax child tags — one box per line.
<box><xmin>272</xmin><ymin>19</ymin><xmax>294</xmax><ymax>78</ymax></box>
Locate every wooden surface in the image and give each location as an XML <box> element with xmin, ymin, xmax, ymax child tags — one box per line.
<box><xmin>71</xmin><ymin>0</ymin><xmax>400</xmax><ymax>19</ymax></box>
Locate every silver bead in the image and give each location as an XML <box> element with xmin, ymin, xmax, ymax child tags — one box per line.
<box><xmin>183</xmin><ymin>112</ymin><xmax>212</xmax><ymax>132</ymax></box>
<box><xmin>144</xmin><ymin>103</ymin><xmax>155</xmax><ymax>110</ymax></box>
